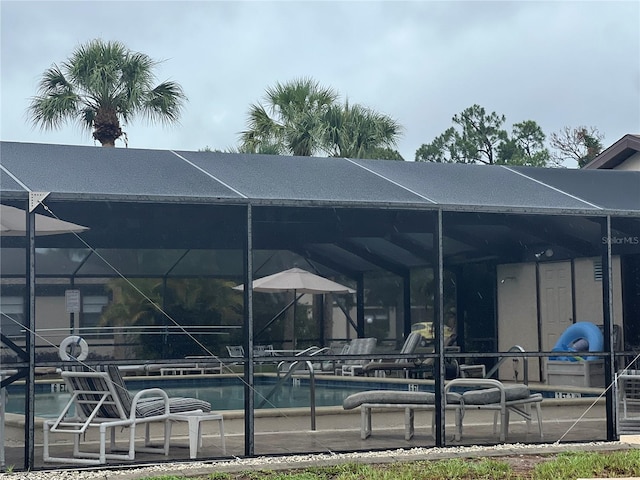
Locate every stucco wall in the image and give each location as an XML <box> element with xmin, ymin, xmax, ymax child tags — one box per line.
<box><xmin>614</xmin><ymin>151</ymin><xmax>640</xmax><ymax>171</ymax></box>
<box><xmin>35</xmin><ymin>296</ymin><xmax>67</xmax><ymax>347</ymax></box>
<box><xmin>573</xmin><ymin>256</ymin><xmax>624</xmax><ymax>348</ymax></box>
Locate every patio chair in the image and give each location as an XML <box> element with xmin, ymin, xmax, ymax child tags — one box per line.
<box><xmin>360</xmin><ymin>332</ymin><xmax>424</xmax><ymax>377</ymax></box>
<box><xmin>339</xmin><ymin>337</ymin><xmax>379</xmax><ymax>376</ymax></box>
<box><xmin>313</xmin><ymin>341</ymin><xmax>350</xmax><ymax>372</ymax></box>
<box><xmin>254</xmin><ymin>344</ymin><xmax>276</xmax><ymax>357</ymax></box>
<box><xmin>616</xmin><ymin>369</ymin><xmax>640</xmax><ymax>434</ymax></box>
<box><xmin>226</xmin><ymin>345</ymin><xmax>245</xmax><ymax>358</ymax></box>
<box><xmin>445</xmin><ymin>378</ymin><xmax>544</xmax><ymax>441</ymax></box>
<box><xmin>43</xmin><ymin>364</ymin><xmax>212</xmax><ymax>465</ymax></box>
<box><xmin>342</xmin><ymin>389</ymin><xmax>463</xmax><ymax>440</ymax></box>
<box><xmin>343</xmin><ymin>378</ymin><xmax>543</xmax><ymax>442</ymax></box>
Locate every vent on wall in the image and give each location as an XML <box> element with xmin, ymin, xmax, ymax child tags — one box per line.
<box><xmin>594</xmin><ymin>259</ymin><xmax>603</xmax><ymax>282</ymax></box>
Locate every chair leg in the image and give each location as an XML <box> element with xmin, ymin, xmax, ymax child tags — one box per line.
<box><xmin>72</xmin><ymin>432</ymin><xmax>81</xmax><ymax>457</ymax></box>
<box><xmin>42</xmin><ymin>422</ymin><xmax>51</xmax><ymax>461</ymax></box>
<box><xmin>499</xmin><ymin>408</ymin><xmax>508</xmax><ymax>442</ymax></box>
<box><xmin>164</xmin><ymin>419</ymin><xmax>171</xmax><ymax>455</ymax></box>
<box><xmin>100</xmin><ymin>425</ymin><xmax>108</xmax><ymax>464</ymax></box>
<box><xmin>128</xmin><ymin>424</ymin><xmax>137</xmax><ymax>461</ymax></box>
<box><xmin>455</xmin><ymin>407</ymin><xmax>463</xmax><ymax>441</ymax></box>
<box><xmin>404</xmin><ymin>408</ymin><xmax>415</xmax><ymax>440</ymax></box>
<box><xmin>110</xmin><ymin>426</ymin><xmax>117</xmax><ymax>451</ymax></box>
<box><xmin>535</xmin><ymin>403</ymin><xmax>544</xmax><ymax>439</ymax></box>
<box><xmin>145</xmin><ymin>422</ymin><xmax>151</xmax><ymax>447</ymax></box>
<box><xmin>361</xmin><ymin>406</ymin><xmax>372</xmax><ymax>439</ymax></box>
<box><xmin>166</xmin><ymin>420</ymin><xmax>173</xmax><ymax>453</ymax></box>
<box><xmin>523</xmin><ymin>403</ymin><xmax>532</xmax><ymax>431</ymax></box>
<box><xmin>430</xmin><ymin>410</ymin><xmax>435</xmax><ymax>439</ymax></box>
<box><xmin>218</xmin><ymin>418</ymin><xmax>226</xmax><ymax>455</ymax></box>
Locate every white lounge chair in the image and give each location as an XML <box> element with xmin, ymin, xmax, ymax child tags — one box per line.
<box><xmin>445</xmin><ymin>378</ymin><xmax>544</xmax><ymax>441</ymax></box>
<box><xmin>343</xmin><ymin>378</ymin><xmax>543</xmax><ymax>442</ymax></box>
<box><xmin>360</xmin><ymin>332</ymin><xmax>424</xmax><ymax>377</ymax></box>
<box><xmin>616</xmin><ymin>369</ymin><xmax>640</xmax><ymax>434</ymax></box>
<box><xmin>342</xmin><ymin>389</ymin><xmax>462</xmax><ymax>440</ymax></box>
<box><xmin>43</xmin><ymin>365</ymin><xmax>213</xmax><ymax>465</ymax></box>
<box><xmin>339</xmin><ymin>337</ymin><xmax>378</xmax><ymax>376</ymax></box>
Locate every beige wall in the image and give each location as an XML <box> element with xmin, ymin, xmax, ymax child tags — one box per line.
<box><xmin>497</xmin><ymin>263</ymin><xmax>539</xmax><ymax>381</ymax></box>
<box><xmin>32</xmin><ymin>296</ymin><xmax>114</xmax><ymax>357</ymax></box>
<box><xmin>35</xmin><ymin>296</ymin><xmax>68</xmax><ymax>347</ymax></box>
<box><xmin>614</xmin><ymin>151</ymin><xmax>640</xmax><ymax>171</ymax></box>
<box><xmin>573</xmin><ymin>256</ymin><xmax>624</xmax><ymax>348</ymax></box>
<box><xmin>496</xmin><ymin>256</ymin><xmax>624</xmax><ymax>383</ymax></box>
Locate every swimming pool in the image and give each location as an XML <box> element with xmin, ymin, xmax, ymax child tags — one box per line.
<box><xmin>4</xmin><ymin>375</ymin><xmax>416</xmax><ymax>418</ymax></box>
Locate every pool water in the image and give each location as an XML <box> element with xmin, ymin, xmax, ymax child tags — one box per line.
<box><xmin>4</xmin><ymin>377</ymin><xmax>407</xmax><ymax>418</ymax></box>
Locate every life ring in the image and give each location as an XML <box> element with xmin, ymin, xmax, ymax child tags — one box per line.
<box><xmin>550</xmin><ymin>322</ymin><xmax>603</xmax><ymax>362</ymax></box>
<box><xmin>59</xmin><ymin>335</ymin><xmax>89</xmax><ymax>362</ymax></box>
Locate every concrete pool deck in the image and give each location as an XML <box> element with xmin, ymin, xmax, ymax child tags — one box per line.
<box><xmin>2</xmin><ymin>396</ymin><xmax>612</xmax><ymax>471</ymax></box>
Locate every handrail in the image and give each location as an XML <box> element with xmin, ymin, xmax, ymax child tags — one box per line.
<box><xmin>258</xmin><ymin>357</ymin><xmax>318</xmax><ymax>430</ymax></box>
<box><xmin>484</xmin><ymin>345</ymin><xmax>529</xmax><ymax>384</ymax></box>
<box><xmin>275</xmin><ymin>346</ymin><xmax>330</xmax><ymax>377</ymax></box>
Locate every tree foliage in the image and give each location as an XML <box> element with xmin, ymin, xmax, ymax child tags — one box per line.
<box><xmin>239</xmin><ymin>77</ymin><xmax>338</xmax><ymax>156</ymax></box>
<box><xmin>100</xmin><ymin>278</ymin><xmax>243</xmax><ymax>359</ymax></box>
<box><xmin>322</xmin><ymin>101</ymin><xmax>403</xmax><ymax>159</ymax></box>
<box><xmin>416</xmin><ymin>105</ymin><xmax>553</xmax><ymax>167</ymax></box>
<box><xmin>239</xmin><ymin>77</ymin><xmax>403</xmax><ymax>160</ymax></box>
<box><xmin>27</xmin><ymin>39</ymin><xmax>186</xmax><ymax>147</ymax></box>
<box><xmin>497</xmin><ymin>120</ymin><xmax>553</xmax><ymax>167</ymax></box>
<box><xmin>549</xmin><ymin>126</ymin><xmax>604</xmax><ymax>168</ymax></box>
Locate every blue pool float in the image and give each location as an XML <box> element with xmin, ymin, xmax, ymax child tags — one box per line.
<box><xmin>550</xmin><ymin>322</ymin><xmax>604</xmax><ymax>362</ymax></box>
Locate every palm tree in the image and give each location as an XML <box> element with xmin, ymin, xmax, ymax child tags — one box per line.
<box><xmin>239</xmin><ymin>78</ymin><xmax>403</xmax><ymax>160</ymax></box>
<box><xmin>27</xmin><ymin>39</ymin><xmax>186</xmax><ymax>147</ymax></box>
<box><xmin>322</xmin><ymin>101</ymin><xmax>403</xmax><ymax>159</ymax></box>
<box><xmin>239</xmin><ymin>77</ymin><xmax>339</xmax><ymax>156</ymax></box>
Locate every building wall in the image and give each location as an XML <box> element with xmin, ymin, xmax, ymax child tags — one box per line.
<box><xmin>614</xmin><ymin>152</ymin><xmax>640</xmax><ymax>171</ymax></box>
<box><xmin>32</xmin><ymin>296</ymin><xmax>113</xmax><ymax>358</ymax></box>
<box><xmin>574</xmin><ymin>256</ymin><xmax>624</xmax><ymax>348</ymax></box>
<box><xmin>35</xmin><ymin>296</ymin><xmax>68</xmax><ymax>347</ymax></box>
<box><xmin>496</xmin><ymin>257</ymin><xmax>623</xmax><ymax>383</ymax></box>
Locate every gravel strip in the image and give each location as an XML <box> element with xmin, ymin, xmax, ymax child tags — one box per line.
<box><xmin>1</xmin><ymin>441</ymin><xmax>634</xmax><ymax>480</ymax></box>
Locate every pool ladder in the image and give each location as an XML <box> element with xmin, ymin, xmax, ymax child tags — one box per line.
<box><xmin>257</xmin><ymin>346</ymin><xmax>331</xmax><ymax>430</ymax></box>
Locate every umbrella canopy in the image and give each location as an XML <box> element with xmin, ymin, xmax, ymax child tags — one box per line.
<box><xmin>234</xmin><ymin>267</ymin><xmax>355</xmax><ymax>294</ymax></box>
<box><xmin>0</xmin><ymin>204</ymin><xmax>89</xmax><ymax>236</ymax></box>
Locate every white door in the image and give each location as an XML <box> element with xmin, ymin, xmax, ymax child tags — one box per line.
<box><xmin>539</xmin><ymin>261</ymin><xmax>574</xmax><ymax>379</ymax></box>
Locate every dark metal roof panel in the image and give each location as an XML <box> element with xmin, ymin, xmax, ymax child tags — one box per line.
<box><xmin>350</xmin><ymin>159</ymin><xmax>603</xmax><ymax>211</ymax></box>
<box><xmin>0</xmin><ymin>167</ymin><xmax>27</xmax><ymax>193</ymax></box>
<box><xmin>1</xmin><ymin>142</ymin><xmax>638</xmax><ymax>215</ymax></box>
<box><xmin>176</xmin><ymin>150</ymin><xmax>432</xmax><ymax>204</ymax></box>
<box><xmin>511</xmin><ymin>167</ymin><xmax>640</xmax><ymax>212</ymax></box>
<box><xmin>0</xmin><ymin>142</ymin><xmax>242</xmax><ymax>200</ymax></box>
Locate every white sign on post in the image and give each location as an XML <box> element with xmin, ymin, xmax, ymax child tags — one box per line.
<box><xmin>65</xmin><ymin>289</ymin><xmax>81</xmax><ymax>313</ymax></box>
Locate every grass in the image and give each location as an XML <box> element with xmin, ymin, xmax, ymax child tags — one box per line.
<box><xmin>134</xmin><ymin>449</ymin><xmax>640</xmax><ymax>480</ymax></box>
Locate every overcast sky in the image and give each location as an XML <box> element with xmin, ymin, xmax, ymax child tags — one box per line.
<box><xmin>1</xmin><ymin>1</ymin><xmax>639</xmax><ymax>167</ymax></box>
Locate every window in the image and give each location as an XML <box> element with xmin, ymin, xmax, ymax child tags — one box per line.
<box><xmin>80</xmin><ymin>295</ymin><xmax>109</xmax><ymax>337</ymax></box>
<box><xmin>0</xmin><ymin>296</ymin><xmax>25</xmax><ymax>337</ymax></box>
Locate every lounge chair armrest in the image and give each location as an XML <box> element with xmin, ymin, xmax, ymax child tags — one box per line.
<box><xmin>445</xmin><ymin>378</ymin><xmax>504</xmax><ymax>392</ymax></box>
<box><xmin>130</xmin><ymin>388</ymin><xmax>171</xmax><ymax>417</ymax></box>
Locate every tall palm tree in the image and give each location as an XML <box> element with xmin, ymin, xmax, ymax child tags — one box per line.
<box><xmin>239</xmin><ymin>77</ymin><xmax>339</xmax><ymax>156</ymax></box>
<box><xmin>27</xmin><ymin>39</ymin><xmax>186</xmax><ymax>147</ymax></box>
<box><xmin>322</xmin><ymin>101</ymin><xmax>403</xmax><ymax>159</ymax></box>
